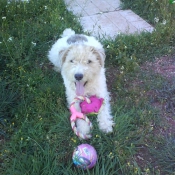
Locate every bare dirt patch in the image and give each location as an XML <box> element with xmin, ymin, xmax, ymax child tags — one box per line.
<box><xmin>138</xmin><ymin>54</ymin><xmax>175</xmax><ymax>174</ymax></box>
<box><xmin>141</xmin><ymin>54</ymin><xmax>175</xmax><ymax>130</ymax></box>
<box><xmin>106</xmin><ymin>54</ymin><xmax>175</xmax><ymax>174</ymax></box>
<box><xmin>143</xmin><ymin>54</ymin><xmax>175</xmax><ymax>80</ymax></box>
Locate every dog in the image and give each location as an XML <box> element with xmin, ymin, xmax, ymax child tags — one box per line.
<box><xmin>48</xmin><ymin>28</ymin><xmax>114</xmax><ymax>137</ymax></box>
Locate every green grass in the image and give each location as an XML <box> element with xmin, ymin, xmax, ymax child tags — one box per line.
<box><xmin>121</xmin><ymin>0</ymin><xmax>175</xmax><ymax>25</ymax></box>
<box><xmin>150</xmin><ymin>135</ymin><xmax>175</xmax><ymax>174</ymax></box>
<box><xmin>0</xmin><ymin>0</ymin><xmax>175</xmax><ymax>174</ymax></box>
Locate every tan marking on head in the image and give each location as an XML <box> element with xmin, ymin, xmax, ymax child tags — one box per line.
<box><xmin>90</xmin><ymin>47</ymin><xmax>105</xmax><ymax>67</ymax></box>
<box><xmin>59</xmin><ymin>47</ymin><xmax>72</xmax><ymax>66</ymax></box>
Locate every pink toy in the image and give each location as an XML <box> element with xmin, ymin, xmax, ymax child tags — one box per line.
<box><xmin>70</xmin><ymin>105</ymin><xmax>92</xmax><ymax>139</ymax></box>
<box><xmin>80</xmin><ymin>95</ymin><xmax>104</xmax><ymax>114</ymax></box>
<box><xmin>70</xmin><ymin>105</ymin><xmax>84</xmax><ymax>121</ymax></box>
<box><xmin>72</xmin><ymin>144</ymin><xmax>97</xmax><ymax>169</ymax></box>
<box><xmin>70</xmin><ymin>96</ymin><xmax>104</xmax><ymax>139</ymax></box>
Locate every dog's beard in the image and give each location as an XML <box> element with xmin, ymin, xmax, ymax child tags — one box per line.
<box><xmin>75</xmin><ymin>81</ymin><xmax>87</xmax><ymax>96</ymax></box>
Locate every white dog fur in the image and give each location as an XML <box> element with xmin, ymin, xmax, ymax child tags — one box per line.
<box><xmin>48</xmin><ymin>28</ymin><xmax>114</xmax><ymax>137</ymax></box>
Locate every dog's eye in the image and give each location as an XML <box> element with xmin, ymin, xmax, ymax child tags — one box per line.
<box><xmin>70</xmin><ymin>60</ymin><xmax>74</xmax><ymax>63</ymax></box>
<box><xmin>88</xmin><ymin>60</ymin><xmax>92</xmax><ymax>64</ymax></box>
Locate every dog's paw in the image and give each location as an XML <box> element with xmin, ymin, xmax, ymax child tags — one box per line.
<box><xmin>98</xmin><ymin>119</ymin><xmax>114</xmax><ymax>133</ymax></box>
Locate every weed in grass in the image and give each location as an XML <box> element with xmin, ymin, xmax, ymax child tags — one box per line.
<box><xmin>104</xmin><ymin>26</ymin><xmax>175</xmax><ymax>71</ymax></box>
<box><xmin>121</xmin><ymin>0</ymin><xmax>175</xmax><ymax>25</ymax></box>
<box><xmin>107</xmin><ymin>0</ymin><xmax>175</xmax><ymax>70</ymax></box>
<box><xmin>0</xmin><ymin>81</ymin><xmax>19</xmax><ymax>138</ymax></box>
<box><xmin>0</xmin><ymin>0</ymin><xmax>82</xmax><ymax>83</ymax></box>
<box><xmin>151</xmin><ymin>135</ymin><xmax>175</xmax><ymax>174</ymax></box>
<box><xmin>0</xmin><ymin>0</ymin><xmax>82</xmax><ymax>174</ymax></box>
<box><xmin>154</xmin><ymin>81</ymin><xmax>175</xmax><ymax>115</ymax></box>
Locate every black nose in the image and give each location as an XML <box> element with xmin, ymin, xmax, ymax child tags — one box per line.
<box><xmin>75</xmin><ymin>73</ymin><xmax>83</xmax><ymax>81</ymax></box>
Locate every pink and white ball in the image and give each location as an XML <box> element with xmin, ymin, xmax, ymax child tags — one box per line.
<box><xmin>72</xmin><ymin>144</ymin><xmax>97</xmax><ymax>169</ymax></box>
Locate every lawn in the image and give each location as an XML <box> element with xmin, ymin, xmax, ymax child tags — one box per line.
<box><xmin>0</xmin><ymin>0</ymin><xmax>175</xmax><ymax>174</ymax></box>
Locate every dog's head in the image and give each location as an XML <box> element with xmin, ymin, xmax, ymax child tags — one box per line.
<box><xmin>60</xmin><ymin>45</ymin><xmax>106</xmax><ymax>95</ymax></box>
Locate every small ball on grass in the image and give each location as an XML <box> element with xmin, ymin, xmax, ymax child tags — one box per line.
<box><xmin>72</xmin><ymin>144</ymin><xmax>97</xmax><ymax>169</ymax></box>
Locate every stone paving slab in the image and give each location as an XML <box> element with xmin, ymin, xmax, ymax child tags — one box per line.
<box><xmin>64</xmin><ymin>0</ymin><xmax>154</xmax><ymax>38</ymax></box>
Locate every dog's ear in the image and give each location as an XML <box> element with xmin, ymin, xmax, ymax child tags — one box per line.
<box><xmin>91</xmin><ymin>47</ymin><xmax>106</xmax><ymax>67</ymax></box>
<box><xmin>59</xmin><ymin>48</ymin><xmax>71</xmax><ymax>67</ymax></box>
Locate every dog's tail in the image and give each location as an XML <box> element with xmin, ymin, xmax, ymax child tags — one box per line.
<box><xmin>61</xmin><ymin>28</ymin><xmax>75</xmax><ymax>37</ymax></box>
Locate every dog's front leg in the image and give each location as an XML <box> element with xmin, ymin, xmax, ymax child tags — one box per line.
<box><xmin>97</xmin><ymin>102</ymin><xmax>114</xmax><ymax>133</ymax></box>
